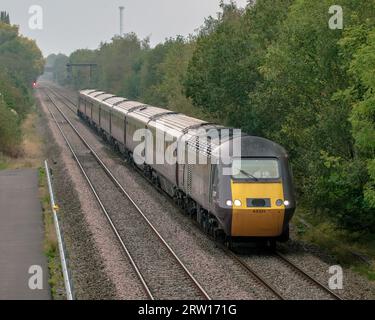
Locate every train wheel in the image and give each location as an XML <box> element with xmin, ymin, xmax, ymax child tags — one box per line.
<box><xmin>213</xmin><ymin>228</ymin><xmax>225</xmax><ymax>244</ymax></box>
<box><xmin>225</xmin><ymin>238</ymin><xmax>233</xmax><ymax>250</ymax></box>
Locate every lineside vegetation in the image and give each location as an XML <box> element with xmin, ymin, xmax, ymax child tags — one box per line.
<box><xmin>0</xmin><ymin>12</ymin><xmax>44</xmax><ymax>158</ymax></box>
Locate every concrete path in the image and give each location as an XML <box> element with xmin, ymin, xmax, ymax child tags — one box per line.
<box><xmin>0</xmin><ymin>169</ymin><xmax>51</xmax><ymax>300</ymax></box>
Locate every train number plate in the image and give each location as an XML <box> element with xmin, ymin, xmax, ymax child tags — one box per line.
<box><xmin>252</xmin><ymin>209</ymin><xmax>266</xmax><ymax>214</ymax></box>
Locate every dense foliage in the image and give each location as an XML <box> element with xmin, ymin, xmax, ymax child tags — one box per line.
<box><xmin>48</xmin><ymin>34</ymin><xmax>202</xmax><ymax>118</ymax></box>
<box><xmin>0</xmin><ymin>12</ymin><xmax>44</xmax><ymax>156</ymax></box>
<box><xmin>49</xmin><ymin>1</ymin><xmax>375</xmax><ymax>233</ymax></box>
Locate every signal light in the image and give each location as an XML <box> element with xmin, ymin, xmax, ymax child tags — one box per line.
<box><xmin>32</xmin><ymin>82</ymin><xmax>37</xmax><ymax>88</ymax></box>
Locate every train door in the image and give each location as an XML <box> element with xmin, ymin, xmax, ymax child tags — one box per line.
<box><xmin>124</xmin><ymin>116</ymin><xmax>127</xmax><ymax>147</ymax></box>
<box><xmin>210</xmin><ymin>165</ymin><xmax>219</xmax><ymax>208</ymax></box>
<box><xmin>99</xmin><ymin>103</ymin><xmax>101</xmax><ymax>128</ymax></box>
<box><xmin>109</xmin><ymin>107</ymin><xmax>112</xmax><ymax>136</ymax></box>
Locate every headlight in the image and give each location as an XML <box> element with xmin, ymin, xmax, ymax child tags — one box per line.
<box><xmin>284</xmin><ymin>200</ymin><xmax>290</xmax><ymax>206</ymax></box>
<box><xmin>276</xmin><ymin>199</ymin><xmax>283</xmax><ymax>207</ymax></box>
<box><xmin>234</xmin><ymin>200</ymin><xmax>242</xmax><ymax>207</ymax></box>
<box><xmin>226</xmin><ymin>200</ymin><xmax>233</xmax><ymax>207</ymax></box>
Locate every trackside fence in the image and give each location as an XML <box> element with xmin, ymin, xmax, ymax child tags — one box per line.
<box><xmin>44</xmin><ymin>160</ymin><xmax>74</xmax><ymax>300</ymax></box>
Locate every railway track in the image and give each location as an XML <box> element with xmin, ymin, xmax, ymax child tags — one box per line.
<box><xmin>216</xmin><ymin>244</ymin><xmax>343</xmax><ymax>300</ymax></box>
<box><xmin>44</xmin><ymin>84</ymin><xmax>81</xmax><ymax>115</ymax></box>
<box><xmin>47</xmin><ymin>86</ymin><xmax>77</xmax><ymax>112</ymax></box>
<box><xmin>274</xmin><ymin>251</ymin><xmax>343</xmax><ymax>300</ymax></box>
<box><xmin>238</xmin><ymin>250</ymin><xmax>344</xmax><ymax>300</ymax></box>
<box><xmin>221</xmin><ymin>246</ymin><xmax>285</xmax><ymax>300</ymax></box>
<box><xmin>42</xmin><ymin>84</ymin><xmax>344</xmax><ymax>300</ymax></box>
<box><xmin>41</xmin><ymin>87</ymin><xmax>211</xmax><ymax>300</ymax></box>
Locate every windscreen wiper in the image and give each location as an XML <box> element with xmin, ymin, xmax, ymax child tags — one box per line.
<box><xmin>239</xmin><ymin>169</ymin><xmax>259</xmax><ymax>181</ymax></box>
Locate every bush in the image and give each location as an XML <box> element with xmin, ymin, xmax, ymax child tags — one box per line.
<box><xmin>0</xmin><ymin>98</ymin><xmax>22</xmax><ymax>157</ymax></box>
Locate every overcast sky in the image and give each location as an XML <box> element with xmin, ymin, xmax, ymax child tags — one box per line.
<box><xmin>1</xmin><ymin>0</ymin><xmax>248</xmax><ymax>57</ymax></box>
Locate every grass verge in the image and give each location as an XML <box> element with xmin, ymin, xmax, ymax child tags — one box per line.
<box><xmin>0</xmin><ymin>108</ymin><xmax>43</xmax><ymax>170</ymax></box>
<box><xmin>293</xmin><ymin>207</ymin><xmax>375</xmax><ymax>281</ymax></box>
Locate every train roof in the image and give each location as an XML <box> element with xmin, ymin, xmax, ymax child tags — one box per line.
<box><xmin>95</xmin><ymin>93</ymin><xmax>115</xmax><ymax>101</ymax></box>
<box><xmin>220</xmin><ymin>135</ymin><xmax>288</xmax><ymax>161</ymax></box>
<box><xmin>89</xmin><ymin>91</ymin><xmax>105</xmax><ymax>98</ymax></box>
<box><xmin>152</xmin><ymin>113</ymin><xmax>206</xmax><ymax>131</ymax></box>
<box><xmin>79</xmin><ymin>89</ymin><xmax>288</xmax><ymax>159</ymax></box>
<box><xmin>105</xmin><ymin>97</ymin><xmax>128</xmax><ymax>105</ymax></box>
<box><xmin>112</xmin><ymin>101</ymin><xmax>148</xmax><ymax>114</ymax></box>
<box><xmin>80</xmin><ymin>89</ymin><xmax>97</xmax><ymax>95</ymax></box>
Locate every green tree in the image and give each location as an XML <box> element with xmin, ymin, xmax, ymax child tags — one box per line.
<box><xmin>250</xmin><ymin>0</ymin><xmax>375</xmax><ymax>231</ymax></box>
<box><xmin>45</xmin><ymin>54</ymin><xmax>69</xmax><ymax>85</ymax></box>
<box><xmin>98</xmin><ymin>34</ymin><xmax>143</xmax><ymax>97</ymax></box>
<box><xmin>337</xmin><ymin>25</ymin><xmax>375</xmax><ymax>227</ymax></box>
<box><xmin>0</xmin><ymin>23</ymin><xmax>44</xmax><ymax>86</ymax></box>
<box><xmin>185</xmin><ymin>2</ymin><xmax>246</xmax><ymax>124</ymax></box>
<box><xmin>155</xmin><ymin>37</ymin><xmax>202</xmax><ymax>117</ymax></box>
<box><xmin>68</xmin><ymin>49</ymin><xmax>98</xmax><ymax>89</ymax></box>
<box><xmin>185</xmin><ymin>0</ymin><xmax>293</xmax><ymax>129</ymax></box>
<box><xmin>0</xmin><ymin>16</ymin><xmax>43</xmax><ymax>156</ymax></box>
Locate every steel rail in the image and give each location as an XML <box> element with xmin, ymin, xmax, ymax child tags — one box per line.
<box><xmin>275</xmin><ymin>251</ymin><xmax>344</xmax><ymax>300</ymax></box>
<box><xmin>42</xmin><ymin>87</ymin><xmax>212</xmax><ymax>300</ymax></box>
<box><xmin>215</xmin><ymin>243</ymin><xmax>286</xmax><ymax>300</ymax></box>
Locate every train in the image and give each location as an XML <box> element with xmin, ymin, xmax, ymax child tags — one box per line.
<box><xmin>78</xmin><ymin>89</ymin><xmax>296</xmax><ymax>247</ymax></box>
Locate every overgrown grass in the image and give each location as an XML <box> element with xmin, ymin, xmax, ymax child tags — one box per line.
<box><xmin>0</xmin><ymin>98</ymin><xmax>22</xmax><ymax>157</ymax></box>
<box><xmin>38</xmin><ymin>166</ymin><xmax>65</xmax><ymax>299</ymax></box>
<box><xmin>293</xmin><ymin>207</ymin><xmax>375</xmax><ymax>281</ymax></box>
<box><xmin>0</xmin><ymin>110</ymin><xmax>43</xmax><ymax>170</ymax></box>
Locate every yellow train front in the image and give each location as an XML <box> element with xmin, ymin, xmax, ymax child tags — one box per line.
<box><xmin>212</xmin><ymin>135</ymin><xmax>295</xmax><ymax>245</ymax></box>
